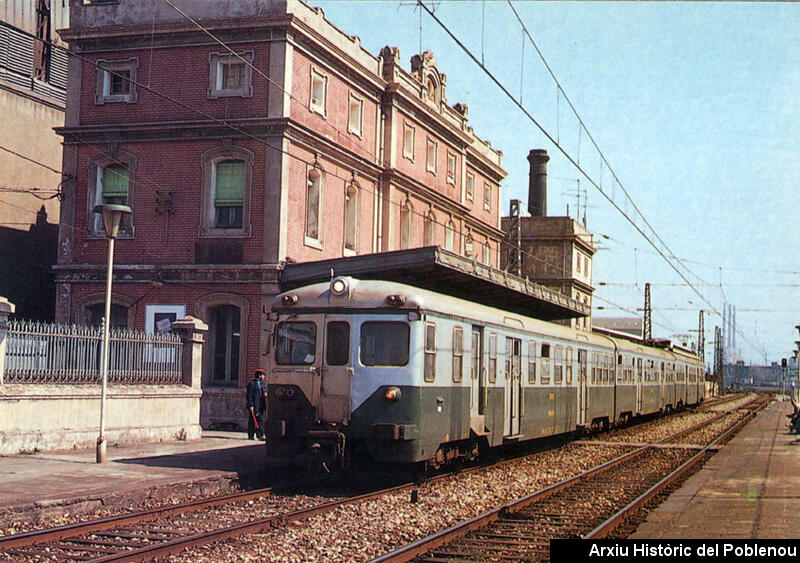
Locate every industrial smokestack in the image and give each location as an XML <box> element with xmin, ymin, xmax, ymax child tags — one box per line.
<box><xmin>527</xmin><ymin>149</ymin><xmax>549</xmax><ymax>217</ymax></box>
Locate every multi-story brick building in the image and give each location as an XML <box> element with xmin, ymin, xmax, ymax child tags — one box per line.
<box><xmin>55</xmin><ymin>0</ymin><xmax>506</xmax><ymax>426</ymax></box>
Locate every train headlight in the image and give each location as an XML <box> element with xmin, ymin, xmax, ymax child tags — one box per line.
<box><xmin>386</xmin><ymin>294</ymin><xmax>406</xmax><ymax>307</ymax></box>
<box><xmin>281</xmin><ymin>294</ymin><xmax>298</xmax><ymax>306</ymax></box>
<box><xmin>275</xmin><ymin>387</ymin><xmax>286</xmax><ymax>399</ymax></box>
<box><xmin>384</xmin><ymin>386</ymin><xmax>402</xmax><ymax>401</ymax></box>
<box><xmin>330</xmin><ymin>277</ymin><xmax>348</xmax><ymax>296</ymax></box>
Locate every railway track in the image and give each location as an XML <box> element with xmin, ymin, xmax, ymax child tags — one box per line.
<box><xmin>0</xmin><ymin>394</ymin><xmax>760</xmax><ymax>562</ymax></box>
<box><xmin>373</xmin><ymin>395</ymin><xmax>768</xmax><ymax>562</ymax></box>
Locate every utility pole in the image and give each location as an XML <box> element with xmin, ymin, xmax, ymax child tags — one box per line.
<box><xmin>714</xmin><ymin>325</ymin><xmax>724</xmax><ymax>395</ymax></box>
<box><xmin>643</xmin><ymin>282</ymin><xmax>652</xmax><ymax>341</ymax></box>
<box><xmin>698</xmin><ymin>309</ymin><xmax>704</xmax><ymax>364</ymax></box>
<box><xmin>506</xmin><ymin>199</ymin><xmax>522</xmax><ymax>277</ymax></box>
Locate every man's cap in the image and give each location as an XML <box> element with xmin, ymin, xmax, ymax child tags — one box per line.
<box><xmin>254</xmin><ymin>368</ymin><xmax>266</xmax><ymax>376</ymax></box>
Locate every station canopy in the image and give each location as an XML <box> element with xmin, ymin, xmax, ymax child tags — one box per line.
<box><xmin>280</xmin><ymin>246</ymin><xmax>588</xmax><ymax>321</ymax></box>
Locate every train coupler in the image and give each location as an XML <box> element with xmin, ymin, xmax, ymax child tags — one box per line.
<box><xmin>305</xmin><ymin>430</ymin><xmax>347</xmax><ymax>471</ymax></box>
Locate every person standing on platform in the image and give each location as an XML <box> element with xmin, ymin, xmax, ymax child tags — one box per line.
<box><xmin>246</xmin><ymin>369</ymin><xmax>267</xmax><ymax>440</ymax></box>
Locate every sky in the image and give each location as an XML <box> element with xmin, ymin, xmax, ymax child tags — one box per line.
<box><xmin>313</xmin><ymin>1</ymin><xmax>800</xmax><ymax>365</ymax></box>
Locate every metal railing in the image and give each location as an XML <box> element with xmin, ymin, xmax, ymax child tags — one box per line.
<box><xmin>4</xmin><ymin>320</ymin><xmax>183</xmax><ymax>384</ymax></box>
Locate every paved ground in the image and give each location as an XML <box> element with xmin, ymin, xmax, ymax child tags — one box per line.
<box><xmin>633</xmin><ymin>399</ymin><xmax>800</xmax><ymax>538</ymax></box>
<box><xmin>0</xmin><ymin>431</ymin><xmax>282</xmax><ymax>524</ymax></box>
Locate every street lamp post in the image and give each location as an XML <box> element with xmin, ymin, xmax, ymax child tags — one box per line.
<box><xmin>94</xmin><ymin>204</ymin><xmax>131</xmax><ymax>463</ymax></box>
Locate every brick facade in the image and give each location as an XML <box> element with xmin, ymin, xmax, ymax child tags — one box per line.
<box><xmin>56</xmin><ymin>0</ymin><xmax>506</xmax><ymax>428</ymax></box>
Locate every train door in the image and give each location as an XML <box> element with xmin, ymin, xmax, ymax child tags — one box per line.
<box><xmin>470</xmin><ymin>326</ymin><xmax>486</xmax><ymax>431</ymax></box>
<box><xmin>636</xmin><ymin>357</ymin><xmax>643</xmax><ymax>414</ymax></box>
<box><xmin>577</xmin><ymin>349</ymin><xmax>589</xmax><ymax>426</ymax></box>
<box><xmin>504</xmin><ymin>337</ymin><xmax>523</xmax><ymax>437</ymax></box>
<box><xmin>318</xmin><ymin>316</ymin><xmax>352</xmax><ymax>423</ymax></box>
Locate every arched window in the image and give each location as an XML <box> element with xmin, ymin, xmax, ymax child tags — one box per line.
<box><xmin>201</xmin><ymin>144</ymin><xmax>253</xmax><ymax>236</ymax></box>
<box><xmin>87</xmin><ymin>150</ymin><xmax>137</xmax><ymax>237</ymax></box>
<box><xmin>444</xmin><ymin>220</ymin><xmax>455</xmax><ymax>251</ymax></box>
<box><xmin>423</xmin><ymin>209</ymin><xmax>436</xmax><ymax>246</ymax></box>
<box><xmin>306</xmin><ymin>168</ymin><xmax>323</xmax><ymax>242</ymax></box>
<box><xmin>209</xmin><ymin>305</ymin><xmax>241</xmax><ymax>386</ymax></box>
<box><xmin>482</xmin><ymin>242</ymin><xmax>491</xmax><ymax>265</ymax></box>
<box><xmin>343</xmin><ymin>181</ymin><xmax>358</xmax><ymax>253</ymax></box>
<box><xmin>464</xmin><ymin>233</ymin><xmax>474</xmax><ymax>257</ymax></box>
<box><xmin>400</xmin><ymin>199</ymin><xmax>412</xmax><ymax>249</ymax></box>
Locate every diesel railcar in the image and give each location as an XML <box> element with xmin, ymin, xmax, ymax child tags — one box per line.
<box><xmin>264</xmin><ymin>277</ymin><xmax>705</xmax><ymax>468</ymax></box>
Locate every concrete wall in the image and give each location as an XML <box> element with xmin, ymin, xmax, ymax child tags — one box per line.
<box><xmin>0</xmin><ymin>384</ymin><xmax>202</xmax><ymax>454</ymax></box>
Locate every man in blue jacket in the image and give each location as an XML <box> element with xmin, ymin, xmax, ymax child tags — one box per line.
<box><xmin>246</xmin><ymin>369</ymin><xmax>267</xmax><ymax>440</ymax></box>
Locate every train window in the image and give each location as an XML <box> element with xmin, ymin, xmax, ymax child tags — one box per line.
<box><xmin>325</xmin><ymin>321</ymin><xmax>350</xmax><ymax>366</ymax></box>
<box><xmin>424</xmin><ymin>323</ymin><xmax>436</xmax><ymax>382</ymax></box>
<box><xmin>565</xmin><ymin>347</ymin><xmax>573</xmax><ymax>385</ymax></box>
<box><xmin>361</xmin><ymin>322</ymin><xmax>410</xmax><ymax>367</ymax></box>
<box><xmin>554</xmin><ymin>345</ymin><xmax>563</xmax><ymax>384</ymax></box>
<box><xmin>452</xmin><ymin>326</ymin><xmax>463</xmax><ymax>382</ymax></box>
<box><xmin>540</xmin><ymin>343</ymin><xmax>551</xmax><ymax>385</ymax></box>
<box><xmin>488</xmin><ymin>333</ymin><xmax>497</xmax><ymax>383</ymax></box>
<box><xmin>275</xmin><ymin>322</ymin><xmax>316</xmax><ymax>365</ymax></box>
<box><xmin>528</xmin><ymin>340</ymin><xmax>537</xmax><ymax>384</ymax></box>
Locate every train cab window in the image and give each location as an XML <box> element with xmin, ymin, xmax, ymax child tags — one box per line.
<box><xmin>360</xmin><ymin>321</ymin><xmax>410</xmax><ymax>367</ymax></box>
<box><xmin>488</xmin><ymin>333</ymin><xmax>497</xmax><ymax>383</ymax></box>
<box><xmin>554</xmin><ymin>345</ymin><xmax>563</xmax><ymax>384</ymax></box>
<box><xmin>325</xmin><ymin>321</ymin><xmax>350</xmax><ymax>366</ymax></box>
<box><xmin>276</xmin><ymin>322</ymin><xmax>316</xmax><ymax>365</ymax></box>
<box><xmin>452</xmin><ymin>326</ymin><xmax>463</xmax><ymax>382</ymax></box>
<box><xmin>527</xmin><ymin>340</ymin><xmax>537</xmax><ymax>384</ymax></box>
<box><xmin>424</xmin><ymin>323</ymin><xmax>436</xmax><ymax>381</ymax></box>
<box><xmin>540</xmin><ymin>343</ymin><xmax>551</xmax><ymax>385</ymax></box>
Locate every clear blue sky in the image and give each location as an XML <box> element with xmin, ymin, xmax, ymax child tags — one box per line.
<box><xmin>315</xmin><ymin>1</ymin><xmax>800</xmax><ymax>365</ymax></box>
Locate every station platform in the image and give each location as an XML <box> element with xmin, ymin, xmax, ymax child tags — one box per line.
<box><xmin>0</xmin><ymin>432</ymin><xmax>278</xmax><ymax>528</ymax></box>
<box><xmin>633</xmin><ymin>399</ymin><xmax>798</xmax><ymax>538</ymax></box>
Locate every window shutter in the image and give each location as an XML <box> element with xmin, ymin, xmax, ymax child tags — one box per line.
<box><xmin>102</xmin><ymin>164</ymin><xmax>129</xmax><ymax>198</ymax></box>
<box><xmin>214</xmin><ymin>160</ymin><xmax>244</xmax><ymax>206</ymax></box>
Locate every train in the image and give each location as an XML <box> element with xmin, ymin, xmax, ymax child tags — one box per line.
<box><xmin>263</xmin><ymin>276</ymin><xmax>706</xmax><ymax>469</ymax></box>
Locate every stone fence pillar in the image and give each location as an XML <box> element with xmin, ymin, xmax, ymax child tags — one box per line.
<box><xmin>172</xmin><ymin>316</ymin><xmax>208</xmax><ymax>390</ymax></box>
<box><xmin>0</xmin><ymin>297</ymin><xmax>15</xmax><ymax>385</ymax></box>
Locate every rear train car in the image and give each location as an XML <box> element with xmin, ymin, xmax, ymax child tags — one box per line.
<box><xmin>264</xmin><ymin>277</ymin><xmax>705</xmax><ymax>468</ymax></box>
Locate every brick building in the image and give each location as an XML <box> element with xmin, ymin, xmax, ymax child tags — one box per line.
<box><xmin>55</xmin><ymin>0</ymin><xmax>506</xmax><ymax>427</ymax></box>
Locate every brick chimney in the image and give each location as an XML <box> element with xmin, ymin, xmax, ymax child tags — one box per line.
<box><xmin>527</xmin><ymin>149</ymin><xmax>549</xmax><ymax>217</ymax></box>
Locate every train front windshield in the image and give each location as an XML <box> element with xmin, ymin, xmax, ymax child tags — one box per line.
<box><xmin>275</xmin><ymin>322</ymin><xmax>316</xmax><ymax>365</ymax></box>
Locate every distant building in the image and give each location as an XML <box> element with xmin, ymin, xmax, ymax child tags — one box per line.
<box><xmin>0</xmin><ymin>0</ymin><xmax>69</xmax><ymax>320</ymax></box>
<box><xmin>56</xmin><ymin>0</ymin><xmax>507</xmax><ymax>427</ymax></box>
<box><xmin>725</xmin><ymin>360</ymin><xmax>787</xmax><ymax>390</ymax></box>
<box><xmin>593</xmin><ymin>317</ymin><xmax>643</xmax><ymax>338</ymax></box>
<box><xmin>501</xmin><ymin>150</ymin><xmax>595</xmax><ymax>330</ymax></box>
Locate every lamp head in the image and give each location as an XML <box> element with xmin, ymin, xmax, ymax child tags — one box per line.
<box><xmin>93</xmin><ymin>204</ymin><xmax>132</xmax><ymax>239</ymax></box>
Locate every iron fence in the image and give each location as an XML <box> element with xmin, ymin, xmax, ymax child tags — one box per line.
<box><xmin>4</xmin><ymin>320</ymin><xmax>183</xmax><ymax>384</ymax></box>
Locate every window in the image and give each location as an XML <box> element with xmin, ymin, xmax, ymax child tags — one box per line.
<box><xmin>361</xmin><ymin>322</ymin><xmax>409</xmax><ymax>366</ymax></box>
<box><xmin>343</xmin><ymin>182</ymin><xmax>358</xmax><ymax>253</ymax></box>
<box><xmin>482</xmin><ymin>242</ymin><xmax>490</xmax><ymax>265</ymax></box>
<box><xmin>87</xmin><ymin>151</ymin><xmax>137</xmax><ymax>237</ymax></box>
<box><xmin>541</xmin><ymin>343</ymin><xmax>551</xmax><ymax>384</ymax></box>
<box><xmin>310</xmin><ymin>67</ymin><xmax>327</xmax><ymax>116</ymax></box>
<box><xmin>424</xmin><ymin>210</ymin><xmax>435</xmax><ymax>246</ymax></box>
<box><xmin>403</xmin><ymin>123</ymin><xmax>415</xmax><ymax>160</ymax></box>
<box><xmin>576</xmin><ymin>252</ymin><xmax>582</xmax><ymax>273</ymax></box>
<box><xmin>326</xmin><ymin>321</ymin><xmax>350</xmax><ymax>366</ymax></box>
<box><xmin>208</xmin><ymin>51</ymin><xmax>253</xmax><ymax>99</ymax></box>
<box><xmin>276</xmin><ymin>322</ymin><xmax>316</xmax><ymax>365</ymax></box>
<box><xmin>528</xmin><ymin>340</ymin><xmax>537</xmax><ymax>384</ymax></box>
<box><xmin>86</xmin><ymin>303</ymin><xmax>129</xmax><ymax>330</ymax></box>
<box><xmin>209</xmin><ymin>305</ymin><xmax>240</xmax><ymax>385</ymax></box>
<box><xmin>306</xmin><ymin>168</ymin><xmax>323</xmax><ymax>244</ymax></box>
<box><xmin>466</xmin><ymin>172</ymin><xmax>475</xmax><ymax>201</ymax></box>
<box><xmin>95</xmin><ymin>57</ymin><xmax>138</xmax><ymax>104</ymax></box>
<box><xmin>444</xmin><ymin>220</ymin><xmax>455</xmax><ymax>251</ymax></box>
<box><xmin>452</xmin><ymin>326</ymin><xmax>463</xmax><ymax>382</ymax></box>
<box><xmin>483</xmin><ymin>182</ymin><xmax>492</xmax><ymax>211</ymax></box>
<box><xmin>213</xmin><ymin>160</ymin><xmax>244</xmax><ymax>229</ymax></box>
<box><xmin>400</xmin><ymin>200</ymin><xmax>412</xmax><ymax>249</ymax></box>
<box><xmin>424</xmin><ymin>323</ymin><xmax>436</xmax><ymax>382</ymax></box>
<box><xmin>426</xmin><ymin>138</ymin><xmax>437</xmax><ymax>173</ymax></box>
<box><xmin>566</xmin><ymin>346</ymin><xmax>573</xmax><ymax>385</ymax></box>
<box><xmin>554</xmin><ymin>345</ymin><xmax>563</xmax><ymax>384</ymax></box>
<box><xmin>33</xmin><ymin>0</ymin><xmax>51</xmax><ymax>81</ymax></box>
<box><xmin>447</xmin><ymin>152</ymin><xmax>456</xmax><ymax>184</ymax></box>
<box><xmin>488</xmin><ymin>332</ymin><xmax>497</xmax><ymax>383</ymax></box>
<box><xmin>348</xmin><ymin>94</ymin><xmax>363</xmax><ymax>136</ymax></box>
